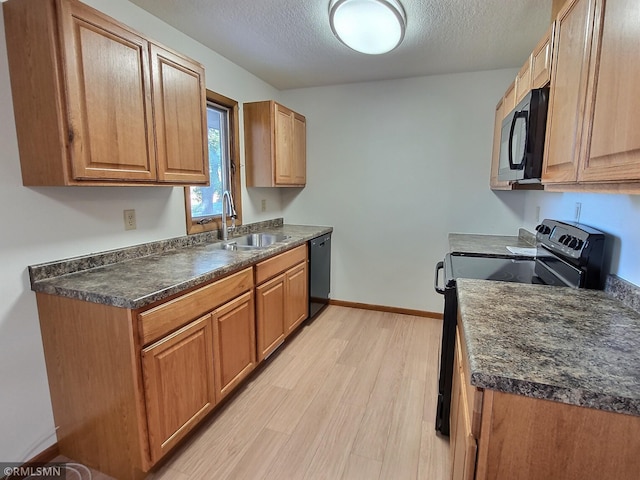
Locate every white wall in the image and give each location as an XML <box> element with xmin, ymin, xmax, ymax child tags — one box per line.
<box><xmin>523</xmin><ymin>191</ymin><xmax>640</xmax><ymax>286</ymax></box>
<box><xmin>0</xmin><ymin>0</ymin><xmax>283</xmax><ymax>462</ymax></box>
<box><xmin>280</xmin><ymin>69</ymin><xmax>525</xmax><ymax>313</ymax></box>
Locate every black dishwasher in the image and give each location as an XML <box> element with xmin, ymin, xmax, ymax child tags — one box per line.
<box><xmin>309</xmin><ymin>233</ymin><xmax>331</xmax><ymax>319</ymax></box>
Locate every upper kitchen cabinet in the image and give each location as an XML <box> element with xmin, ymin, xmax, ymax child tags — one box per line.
<box><xmin>577</xmin><ymin>0</ymin><xmax>640</xmax><ymax>186</ymax></box>
<box><xmin>543</xmin><ymin>0</ymin><xmax>640</xmax><ymax>193</ymax></box>
<box><xmin>542</xmin><ymin>0</ymin><xmax>596</xmax><ymax>185</ymax></box>
<box><xmin>244</xmin><ymin>101</ymin><xmax>306</xmax><ymax>187</ymax></box>
<box><xmin>489</xmin><ymin>98</ymin><xmax>510</xmax><ymax>190</ymax></box>
<box><xmin>3</xmin><ymin>0</ymin><xmax>208</xmax><ymax>186</ymax></box>
<box><xmin>150</xmin><ymin>44</ymin><xmax>208</xmax><ymax>184</ymax></box>
<box><xmin>516</xmin><ymin>25</ymin><xmax>553</xmax><ymax>104</ymax></box>
<box><xmin>531</xmin><ymin>25</ymin><xmax>554</xmax><ymax>89</ymax></box>
<box><xmin>514</xmin><ymin>59</ymin><xmax>532</xmax><ymax>105</ymax></box>
<box><xmin>502</xmin><ymin>80</ymin><xmax>517</xmax><ymax>115</ymax></box>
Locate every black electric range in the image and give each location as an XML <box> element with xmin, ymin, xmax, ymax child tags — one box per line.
<box><xmin>433</xmin><ymin>219</ymin><xmax>606</xmax><ymax>436</ymax></box>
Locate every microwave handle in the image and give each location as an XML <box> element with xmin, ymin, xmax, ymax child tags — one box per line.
<box><xmin>508</xmin><ymin>111</ymin><xmax>528</xmax><ymax>169</ymax></box>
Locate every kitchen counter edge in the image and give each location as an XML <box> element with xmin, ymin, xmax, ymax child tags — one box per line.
<box><xmin>29</xmin><ymin>224</ymin><xmax>332</xmax><ymax>310</ymax></box>
<box><xmin>457</xmin><ymin>278</ymin><xmax>640</xmax><ymax>417</ymax></box>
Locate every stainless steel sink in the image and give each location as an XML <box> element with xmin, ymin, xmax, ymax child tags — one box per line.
<box><xmin>212</xmin><ymin>233</ymin><xmax>289</xmax><ymax>251</ymax></box>
<box><xmin>233</xmin><ymin>233</ymin><xmax>289</xmax><ymax>247</ymax></box>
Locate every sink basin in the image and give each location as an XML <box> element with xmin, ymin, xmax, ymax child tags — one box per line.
<box><xmin>233</xmin><ymin>233</ymin><xmax>289</xmax><ymax>247</ymax></box>
<box><xmin>211</xmin><ymin>233</ymin><xmax>289</xmax><ymax>251</ymax></box>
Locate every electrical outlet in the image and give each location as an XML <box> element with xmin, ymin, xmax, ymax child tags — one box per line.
<box><xmin>123</xmin><ymin>209</ymin><xmax>136</xmax><ymax>230</ymax></box>
<box><xmin>535</xmin><ymin>206</ymin><xmax>541</xmax><ymax>223</ymax></box>
<box><xmin>261</xmin><ymin>199</ymin><xmax>267</xmax><ymax>212</ymax></box>
<box><xmin>574</xmin><ymin>202</ymin><xmax>582</xmax><ymax>223</ymax></box>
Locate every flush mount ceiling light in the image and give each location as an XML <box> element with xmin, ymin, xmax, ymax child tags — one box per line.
<box><xmin>329</xmin><ymin>0</ymin><xmax>407</xmax><ymax>55</ymax></box>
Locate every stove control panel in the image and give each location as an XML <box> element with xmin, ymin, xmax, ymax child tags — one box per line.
<box><xmin>535</xmin><ymin>219</ymin><xmax>605</xmax><ymax>265</ymax></box>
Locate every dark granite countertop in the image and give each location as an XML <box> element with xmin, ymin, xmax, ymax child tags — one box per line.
<box><xmin>457</xmin><ymin>278</ymin><xmax>640</xmax><ymax>416</ymax></box>
<box><xmin>449</xmin><ymin>229</ymin><xmax>536</xmax><ymax>258</ymax></box>
<box><xmin>29</xmin><ymin>223</ymin><xmax>331</xmax><ymax>310</ymax></box>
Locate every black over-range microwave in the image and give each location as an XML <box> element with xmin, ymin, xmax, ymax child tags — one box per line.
<box><xmin>498</xmin><ymin>87</ymin><xmax>549</xmax><ymax>184</ymax></box>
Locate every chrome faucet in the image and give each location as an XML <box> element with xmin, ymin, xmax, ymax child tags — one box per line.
<box><xmin>221</xmin><ymin>190</ymin><xmax>237</xmax><ymax>241</ymax></box>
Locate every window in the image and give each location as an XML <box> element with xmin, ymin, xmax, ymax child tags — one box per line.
<box><xmin>185</xmin><ymin>90</ymin><xmax>241</xmax><ymax>235</ymax></box>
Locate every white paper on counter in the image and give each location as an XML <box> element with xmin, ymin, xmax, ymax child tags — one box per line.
<box><xmin>506</xmin><ymin>246</ymin><xmax>537</xmax><ymax>256</ymax></box>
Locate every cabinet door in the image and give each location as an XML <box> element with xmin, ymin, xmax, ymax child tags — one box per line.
<box><xmin>292</xmin><ymin>113</ymin><xmax>307</xmax><ymax>185</ymax></box>
<box><xmin>212</xmin><ymin>291</ymin><xmax>256</xmax><ymax>400</ymax></box>
<box><xmin>542</xmin><ymin>0</ymin><xmax>596</xmax><ymax>184</ymax></box>
<box><xmin>503</xmin><ymin>80</ymin><xmax>516</xmax><ymax>114</ymax></box>
<box><xmin>285</xmin><ymin>261</ymin><xmax>308</xmax><ymax>334</ymax></box>
<box><xmin>274</xmin><ymin>104</ymin><xmax>294</xmax><ymax>185</ymax></box>
<box><xmin>515</xmin><ymin>57</ymin><xmax>532</xmax><ymax>105</ymax></box>
<box><xmin>256</xmin><ymin>273</ymin><xmax>286</xmax><ymax>361</ymax></box>
<box><xmin>59</xmin><ymin>0</ymin><xmax>157</xmax><ymax>181</ymax></box>
<box><xmin>142</xmin><ymin>314</ymin><xmax>216</xmax><ymax>463</ymax></box>
<box><xmin>489</xmin><ymin>98</ymin><xmax>511</xmax><ymax>190</ymax></box>
<box><xmin>151</xmin><ymin>44</ymin><xmax>209</xmax><ymax>184</ymax></box>
<box><xmin>531</xmin><ymin>25</ymin><xmax>554</xmax><ymax>89</ymax></box>
<box><xmin>450</xmin><ymin>335</ymin><xmax>478</xmax><ymax>480</ymax></box>
<box><xmin>579</xmin><ymin>0</ymin><xmax>640</xmax><ymax>182</ymax></box>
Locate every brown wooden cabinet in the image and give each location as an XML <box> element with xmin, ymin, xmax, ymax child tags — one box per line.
<box><xmin>141</xmin><ymin>314</ymin><xmax>217</xmax><ymax>463</ymax></box>
<box><xmin>255</xmin><ymin>245</ymin><xmax>308</xmax><ymax>360</ymax></box>
<box><xmin>450</xmin><ymin>327</ymin><xmax>481</xmax><ymax>480</ymax></box>
<box><xmin>542</xmin><ymin>0</ymin><xmax>640</xmax><ymax>193</ymax></box>
<box><xmin>256</xmin><ymin>272</ymin><xmax>287</xmax><ymax>360</ymax></box>
<box><xmin>531</xmin><ymin>24</ymin><xmax>554</xmax><ymax>89</ymax></box>
<box><xmin>244</xmin><ymin>100</ymin><xmax>307</xmax><ymax>187</ymax></box>
<box><xmin>454</xmin><ymin>316</ymin><xmax>640</xmax><ymax>480</ymax></box>
<box><xmin>514</xmin><ymin>59</ymin><xmax>532</xmax><ymax>105</ymax></box>
<box><xmin>577</xmin><ymin>0</ymin><xmax>640</xmax><ymax>185</ymax></box>
<box><xmin>515</xmin><ymin>25</ymin><xmax>553</xmax><ymax>105</ymax></box>
<box><xmin>292</xmin><ymin>113</ymin><xmax>307</xmax><ymax>185</ymax></box>
<box><xmin>3</xmin><ymin>0</ymin><xmax>208</xmax><ymax>186</ymax></box>
<box><xmin>542</xmin><ymin>0</ymin><xmax>595</xmax><ymax>185</ymax></box>
<box><xmin>489</xmin><ymin>98</ymin><xmax>510</xmax><ymax>190</ymax></box>
<box><xmin>150</xmin><ymin>44</ymin><xmax>208</xmax><ymax>184</ymax></box>
<box><xmin>285</xmin><ymin>261</ymin><xmax>308</xmax><ymax>334</ymax></box>
<box><xmin>212</xmin><ymin>291</ymin><xmax>256</xmax><ymax>400</ymax></box>
<box><xmin>502</xmin><ymin>80</ymin><xmax>516</xmax><ymax>115</ymax></box>
<box><xmin>34</xmin><ymin>266</ymin><xmax>254</xmax><ymax>479</ymax></box>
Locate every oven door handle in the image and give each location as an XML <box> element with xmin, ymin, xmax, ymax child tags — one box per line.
<box><xmin>434</xmin><ymin>261</ymin><xmax>446</xmax><ymax>295</ymax></box>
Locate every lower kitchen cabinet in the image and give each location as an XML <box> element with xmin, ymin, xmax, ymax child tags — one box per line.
<box><xmin>34</xmin><ymin>267</ymin><xmax>255</xmax><ymax>479</ymax></box>
<box><xmin>454</xmin><ymin>315</ymin><xmax>640</xmax><ymax>480</ymax></box>
<box><xmin>212</xmin><ymin>290</ymin><xmax>256</xmax><ymax>400</ymax></box>
<box><xmin>450</xmin><ymin>327</ymin><xmax>480</xmax><ymax>480</ymax></box>
<box><xmin>33</xmin><ymin>244</ymin><xmax>312</xmax><ymax>479</ymax></box>
<box><xmin>141</xmin><ymin>314</ymin><xmax>217</xmax><ymax>463</ymax></box>
<box><xmin>256</xmin><ymin>273</ymin><xmax>287</xmax><ymax>360</ymax></box>
<box><xmin>255</xmin><ymin>245</ymin><xmax>308</xmax><ymax>360</ymax></box>
<box><xmin>285</xmin><ymin>261</ymin><xmax>308</xmax><ymax>334</ymax></box>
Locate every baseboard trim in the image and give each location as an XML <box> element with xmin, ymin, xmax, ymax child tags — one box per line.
<box><xmin>329</xmin><ymin>299</ymin><xmax>443</xmax><ymax>320</ymax></box>
<box><xmin>3</xmin><ymin>443</ymin><xmax>61</xmax><ymax>480</ymax></box>
<box><xmin>29</xmin><ymin>442</ymin><xmax>60</xmax><ymax>464</ymax></box>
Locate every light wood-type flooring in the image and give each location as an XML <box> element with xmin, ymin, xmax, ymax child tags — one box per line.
<box><xmin>59</xmin><ymin>306</ymin><xmax>450</xmax><ymax>479</ymax></box>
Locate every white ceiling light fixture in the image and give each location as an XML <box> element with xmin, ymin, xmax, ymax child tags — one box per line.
<box><xmin>329</xmin><ymin>0</ymin><xmax>407</xmax><ymax>55</ymax></box>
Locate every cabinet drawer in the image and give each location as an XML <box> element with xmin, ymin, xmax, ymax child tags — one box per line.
<box><xmin>255</xmin><ymin>244</ymin><xmax>307</xmax><ymax>284</ymax></box>
<box><xmin>138</xmin><ymin>267</ymin><xmax>253</xmax><ymax>345</ymax></box>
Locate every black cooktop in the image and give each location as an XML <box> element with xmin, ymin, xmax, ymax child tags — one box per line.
<box><xmin>446</xmin><ymin>253</ymin><xmax>571</xmax><ymax>287</ymax></box>
<box><xmin>447</xmin><ymin>254</ymin><xmax>539</xmax><ymax>283</ymax></box>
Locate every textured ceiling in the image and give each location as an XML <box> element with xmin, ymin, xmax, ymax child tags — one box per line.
<box><xmin>129</xmin><ymin>0</ymin><xmax>553</xmax><ymax>90</ymax></box>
